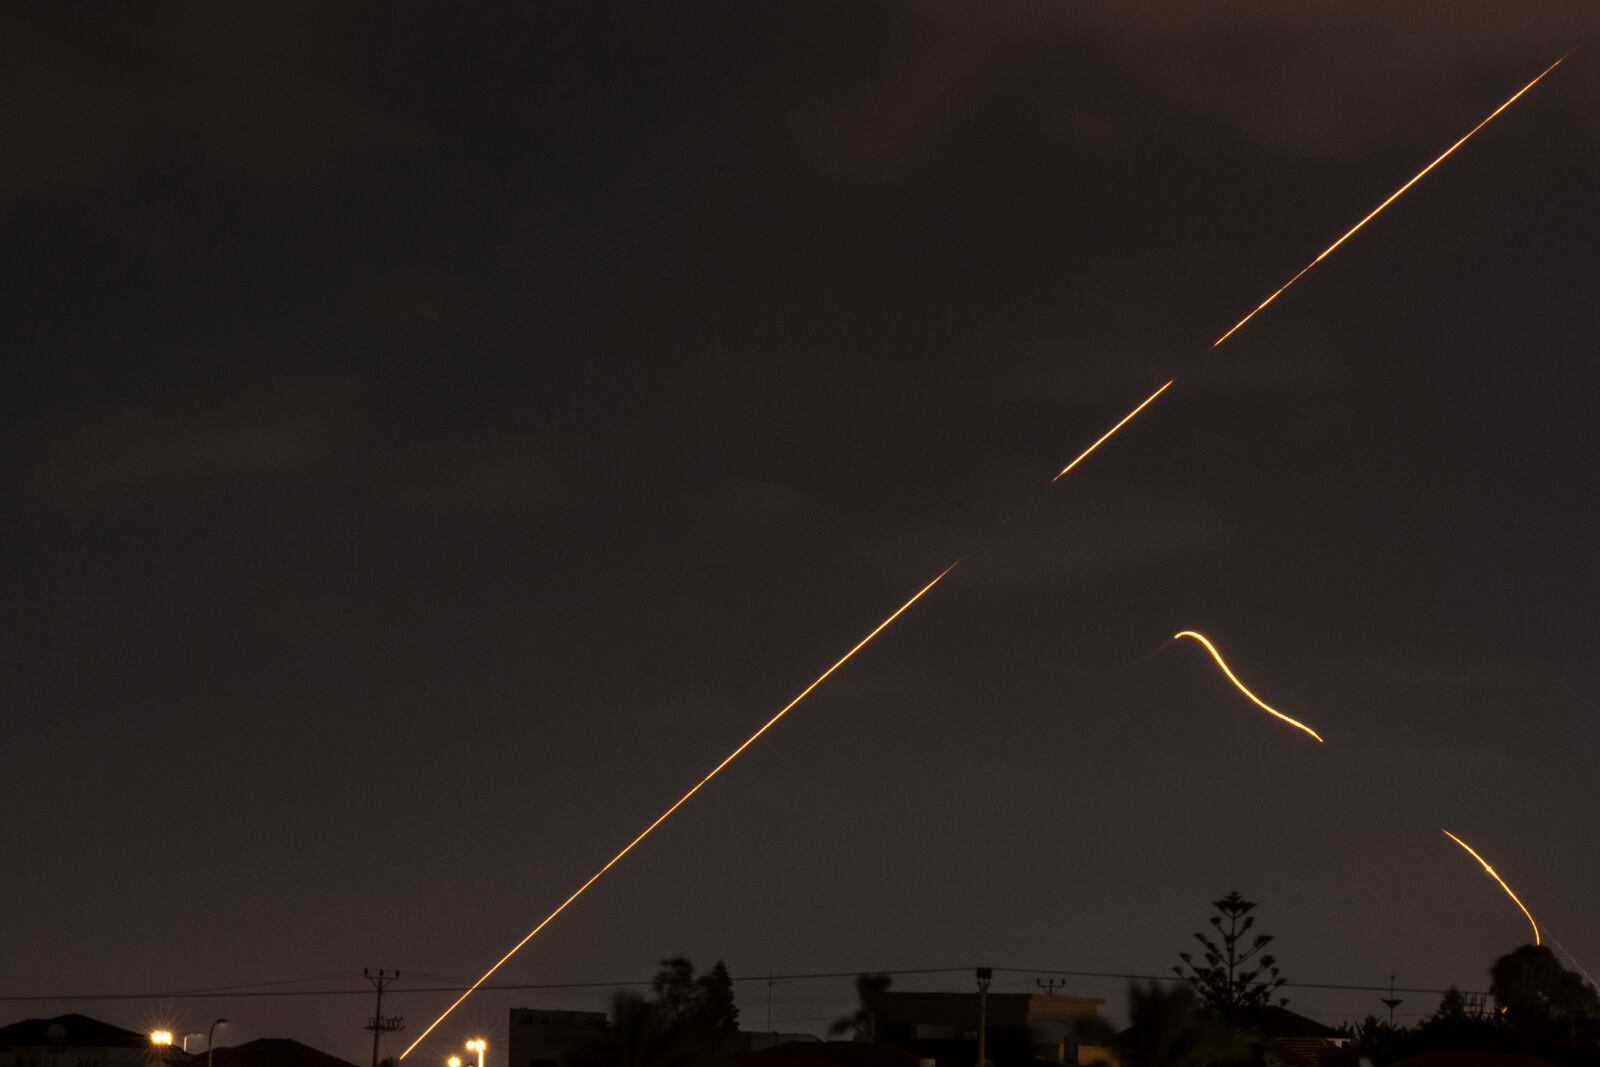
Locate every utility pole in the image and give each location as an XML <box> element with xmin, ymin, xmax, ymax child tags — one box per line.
<box><xmin>975</xmin><ymin>967</ymin><xmax>992</xmax><ymax>1067</ymax></box>
<box><xmin>1036</xmin><ymin>978</ymin><xmax>1065</xmax><ymax>996</ymax></box>
<box><xmin>1381</xmin><ymin>974</ymin><xmax>1403</xmax><ymax>1027</ymax></box>
<box><xmin>764</xmin><ymin>973</ymin><xmax>794</xmax><ymax>1033</ymax></box>
<box><xmin>364</xmin><ymin>968</ymin><xmax>404</xmax><ymax>1067</ymax></box>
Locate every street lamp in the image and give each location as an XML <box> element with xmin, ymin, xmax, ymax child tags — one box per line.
<box><xmin>466</xmin><ymin>1039</ymin><xmax>486</xmax><ymax>1067</ymax></box>
<box><xmin>207</xmin><ymin>1018</ymin><xmax>228</xmax><ymax>1067</ymax></box>
<box><xmin>448</xmin><ymin>1058</ymin><xmax>462</xmax><ymax>1067</ymax></box>
<box><xmin>150</xmin><ymin>1031</ymin><xmax>174</xmax><ymax>1048</ymax></box>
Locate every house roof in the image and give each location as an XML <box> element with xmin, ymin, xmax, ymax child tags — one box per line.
<box><xmin>207</xmin><ymin>1038</ymin><xmax>358</xmax><ymax>1067</ymax></box>
<box><xmin>722</xmin><ymin>1040</ymin><xmax>926</xmax><ymax>1067</ymax></box>
<box><xmin>0</xmin><ymin>1013</ymin><xmax>160</xmax><ymax>1050</ymax></box>
<box><xmin>1390</xmin><ymin>1053</ymin><xmax>1560</xmax><ymax>1067</ymax></box>
<box><xmin>1253</xmin><ymin>1007</ymin><xmax>1345</xmax><ymax>1040</ymax></box>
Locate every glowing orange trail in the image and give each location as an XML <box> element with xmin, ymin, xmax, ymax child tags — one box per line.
<box><xmin>1442</xmin><ymin>829</ymin><xmax>1542</xmax><ymax>945</ymax></box>
<box><xmin>1053</xmin><ymin>381</ymin><xmax>1174</xmax><ymax>481</ymax></box>
<box><xmin>1172</xmin><ymin>631</ymin><xmax>1324</xmax><ymax>742</ymax></box>
<box><xmin>399</xmin><ymin>562</ymin><xmax>956</xmax><ymax>1059</ymax></box>
<box><xmin>1213</xmin><ymin>55</ymin><xmax>1566</xmax><ymax>348</ymax></box>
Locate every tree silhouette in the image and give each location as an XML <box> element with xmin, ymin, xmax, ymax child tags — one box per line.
<box><xmin>1408</xmin><ymin>985</ymin><xmax>1504</xmax><ymax>1055</ymax></box>
<box><xmin>1491</xmin><ymin>944</ymin><xmax>1599</xmax><ymax>1045</ymax></box>
<box><xmin>587</xmin><ymin>957</ymin><xmax>741</xmax><ymax>1067</ymax></box>
<box><xmin>830</xmin><ymin>973</ymin><xmax>893</xmax><ymax>1040</ymax></box>
<box><xmin>1118</xmin><ymin>983</ymin><xmax>1251</xmax><ymax>1067</ymax></box>
<box><xmin>1172</xmin><ymin>891</ymin><xmax>1287</xmax><ymax>1027</ymax></box>
<box><xmin>693</xmin><ymin>961</ymin><xmax>739</xmax><ymax>1049</ymax></box>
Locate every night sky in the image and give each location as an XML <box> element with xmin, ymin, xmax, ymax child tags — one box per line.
<box><xmin>5</xmin><ymin>4</ymin><xmax>1600</xmax><ymax>1064</ymax></box>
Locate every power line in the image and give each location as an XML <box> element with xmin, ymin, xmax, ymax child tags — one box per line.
<box><xmin>0</xmin><ymin>964</ymin><xmax>1486</xmax><ymax>1004</ymax></box>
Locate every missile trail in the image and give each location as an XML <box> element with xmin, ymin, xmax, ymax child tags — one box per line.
<box><xmin>1550</xmin><ymin>937</ymin><xmax>1598</xmax><ymax>989</ymax></box>
<box><xmin>1213</xmin><ymin>55</ymin><xmax>1565</xmax><ymax>348</ymax></box>
<box><xmin>399</xmin><ymin>562</ymin><xmax>956</xmax><ymax>1059</ymax></box>
<box><xmin>404</xmin><ymin>57</ymin><xmax>1571</xmax><ymax>1058</ymax></box>
<box><xmin>1172</xmin><ymin>631</ymin><xmax>1325</xmax><ymax>742</ymax></box>
<box><xmin>1442</xmin><ymin>829</ymin><xmax>1542</xmax><ymax>945</ymax></box>
<box><xmin>1054</xmin><ymin>381</ymin><xmax>1174</xmax><ymax>481</ymax></box>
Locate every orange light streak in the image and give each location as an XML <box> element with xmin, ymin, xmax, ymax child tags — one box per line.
<box><xmin>399</xmin><ymin>562</ymin><xmax>957</xmax><ymax>1059</ymax></box>
<box><xmin>1442</xmin><ymin>829</ymin><xmax>1541</xmax><ymax>945</ymax></box>
<box><xmin>1172</xmin><ymin>631</ymin><xmax>1324</xmax><ymax>742</ymax></box>
<box><xmin>1213</xmin><ymin>55</ymin><xmax>1565</xmax><ymax>348</ymax></box>
<box><xmin>1053</xmin><ymin>381</ymin><xmax>1174</xmax><ymax>481</ymax></box>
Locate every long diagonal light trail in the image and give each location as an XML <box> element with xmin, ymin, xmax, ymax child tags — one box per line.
<box><xmin>403</xmin><ymin>373</ymin><xmax>1195</xmax><ymax>1055</ymax></box>
<box><xmin>1213</xmin><ymin>55</ymin><xmax>1566</xmax><ymax>347</ymax></box>
<box><xmin>1054</xmin><ymin>381</ymin><xmax>1173</xmax><ymax>481</ymax></box>
<box><xmin>404</xmin><ymin>55</ymin><xmax>1567</xmax><ymax>1057</ymax></box>
<box><xmin>1442</xmin><ymin>829</ymin><xmax>1542</xmax><ymax>945</ymax></box>
<box><xmin>1173</xmin><ymin>631</ymin><xmax>1325</xmax><ymax>742</ymax></box>
<box><xmin>398</xmin><ymin>563</ymin><xmax>955</xmax><ymax>1058</ymax></box>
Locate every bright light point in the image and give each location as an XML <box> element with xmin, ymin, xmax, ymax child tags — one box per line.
<box><xmin>1172</xmin><ymin>631</ymin><xmax>1325</xmax><ymax>743</ymax></box>
<box><xmin>150</xmin><ymin>1032</ymin><xmax>174</xmax><ymax>1047</ymax></box>
<box><xmin>1441</xmin><ymin>829</ymin><xmax>1542</xmax><ymax>946</ymax></box>
<box><xmin>449</xmin><ymin>1057</ymin><xmax>462</xmax><ymax>1066</ymax></box>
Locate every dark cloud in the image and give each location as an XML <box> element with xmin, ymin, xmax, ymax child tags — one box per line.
<box><xmin>25</xmin><ymin>378</ymin><xmax>364</xmax><ymax>505</ymax></box>
<box><xmin>0</xmin><ymin>5</ymin><xmax>423</xmax><ymax>203</ymax></box>
<box><xmin>373</xmin><ymin>436</ymin><xmax>564</xmax><ymax>514</ymax></box>
<box><xmin>2</xmin><ymin>5</ymin><xmax>1596</xmax><ymax>1062</ymax></box>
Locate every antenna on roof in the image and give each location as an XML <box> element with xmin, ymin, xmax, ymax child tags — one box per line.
<box><xmin>1380</xmin><ymin>975</ymin><xmax>1403</xmax><ymax>1026</ymax></box>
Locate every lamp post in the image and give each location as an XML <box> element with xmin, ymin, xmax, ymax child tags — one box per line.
<box><xmin>466</xmin><ymin>1038</ymin><xmax>487</xmax><ymax>1067</ymax></box>
<box><xmin>975</xmin><ymin>967</ymin><xmax>992</xmax><ymax>1067</ymax></box>
<box><xmin>207</xmin><ymin>1018</ymin><xmax>228</xmax><ymax>1067</ymax></box>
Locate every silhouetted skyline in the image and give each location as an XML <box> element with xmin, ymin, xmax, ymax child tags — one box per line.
<box><xmin>4</xmin><ymin>5</ymin><xmax>1597</xmax><ymax>1063</ymax></box>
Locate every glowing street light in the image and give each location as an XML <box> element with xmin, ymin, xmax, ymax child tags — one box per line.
<box><xmin>151</xmin><ymin>1032</ymin><xmax>174</xmax><ymax>1048</ymax></box>
<box><xmin>466</xmin><ymin>1039</ymin><xmax>487</xmax><ymax>1067</ymax></box>
<box><xmin>448</xmin><ymin>1058</ymin><xmax>462</xmax><ymax>1067</ymax></box>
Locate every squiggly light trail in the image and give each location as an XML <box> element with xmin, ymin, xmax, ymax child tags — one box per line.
<box><xmin>1442</xmin><ymin>829</ymin><xmax>1542</xmax><ymax>945</ymax></box>
<box><xmin>1054</xmin><ymin>381</ymin><xmax>1173</xmax><ymax>481</ymax></box>
<box><xmin>405</xmin><ymin>56</ymin><xmax>1568</xmax><ymax>1059</ymax></box>
<box><xmin>399</xmin><ymin>563</ymin><xmax>955</xmax><ymax>1059</ymax></box>
<box><xmin>1213</xmin><ymin>55</ymin><xmax>1565</xmax><ymax>347</ymax></box>
<box><xmin>1173</xmin><ymin>631</ymin><xmax>1324</xmax><ymax>742</ymax></box>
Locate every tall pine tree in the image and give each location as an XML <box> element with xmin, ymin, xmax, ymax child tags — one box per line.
<box><xmin>1172</xmin><ymin>891</ymin><xmax>1287</xmax><ymax>1028</ymax></box>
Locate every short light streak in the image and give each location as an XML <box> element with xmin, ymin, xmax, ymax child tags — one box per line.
<box><xmin>1441</xmin><ymin>829</ymin><xmax>1541</xmax><ymax>946</ymax></box>
<box><xmin>399</xmin><ymin>562</ymin><xmax>957</xmax><ymax>1059</ymax></box>
<box><xmin>1550</xmin><ymin>937</ymin><xmax>1598</xmax><ymax>988</ymax></box>
<box><xmin>1172</xmin><ymin>631</ymin><xmax>1324</xmax><ymax>743</ymax></box>
<box><xmin>1053</xmin><ymin>381</ymin><xmax>1174</xmax><ymax>482</ymax></box>
<box><xmin>1213</xmin><ymin>55</ymin><xmax>1566</xmax><ymax>347</ymax></box>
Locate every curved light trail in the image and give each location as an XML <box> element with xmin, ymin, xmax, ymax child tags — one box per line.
<box><xmin>402</xmin><ymin>54</ymin><xmax>1572</xmax><ymax>1061</ymax></box>
<box><xmin>399</xmin><ymin>562</ymin><xmax>956</xmax><ymax>1058</ymax></box>
<box><xmin>1213</xmin><ymin>55</ymin><xmax>1565</xmax><ymax>347</ymax></box>
<box><xmin>1053</xmin><ymin>381</ymin><xmax>1174</xmax><ymax>481</ymax></box>
<box><xmin>1172</xmin><ymin>631</ymin><xmax>1324</xmax><ymax>743</ymax></box>
<box><xmin>1442</xmin><ymin>829</ymin><xmax>1541</xmax><ymax>945</ymax></box>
